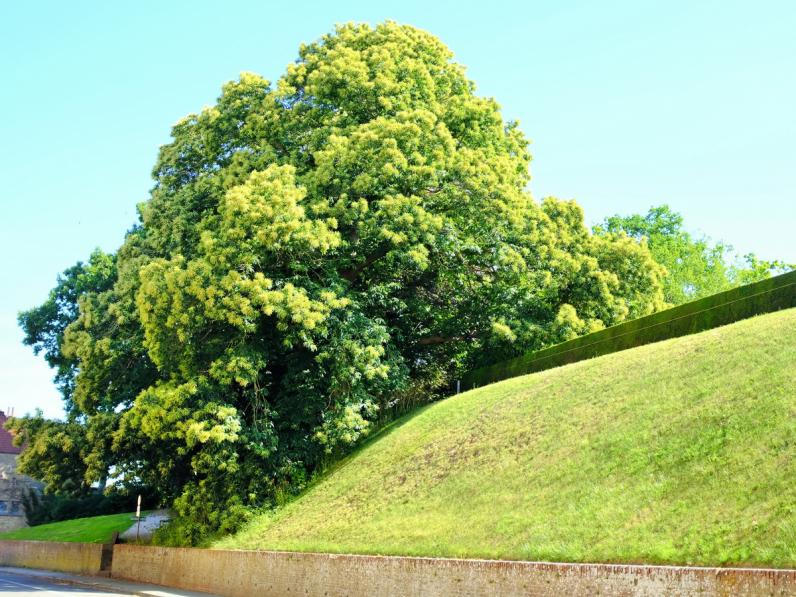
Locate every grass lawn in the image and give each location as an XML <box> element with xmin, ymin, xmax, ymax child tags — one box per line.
<box><xmin>216</xmin><ymin>307</ymin><xmax>796</xmax><ymax>567</ymax></box>
<box><xmin>0</xmin><ymin>512</ymin><xmax>138</xmax><ymax>543</ymax></box>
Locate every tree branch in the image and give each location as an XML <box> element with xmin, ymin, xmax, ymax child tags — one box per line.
<box><xmin>417</xmin><ymin>334</ymin><xmax>474</xmax><ymax>346</ymax></box>
<box><xmin>341</xmin><ymin>247</ymin><xmax>389</xmax><ymax>283</ymax></box>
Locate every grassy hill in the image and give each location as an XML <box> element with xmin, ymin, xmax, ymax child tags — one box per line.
<box><xmin>0</xmin><ymin>512</ymin><xmax>136</xmax><ymax>543</ymax></box>
<box><xmin>216</xmin><ymin>307</ymin><xmax>796</xmax><ymax>567</ymax></box>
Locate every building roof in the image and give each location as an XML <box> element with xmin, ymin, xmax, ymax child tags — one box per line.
<box><xmin>0</xmin><ymin>412</ymin><xmax>21</xmax><ymax>455</ymax></box>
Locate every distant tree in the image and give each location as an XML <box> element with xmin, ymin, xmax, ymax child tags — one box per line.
<box><xmin>731</xmin><ymin>252</ymin><xmax>794</xmax><ymax>287</ymax></box>
<box><xmin>19</xmin><ymin>22</ymin><xmax>666</xmax><ymax>542</ymax></box>
<box><xmin>596</xmin><ymin>205</ymin><xmax>792</xmax><ymax>305</ymax></box>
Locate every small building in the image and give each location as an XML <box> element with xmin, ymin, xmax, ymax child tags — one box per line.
<box><xmin>0</xmin><ymin>410</ymin><xmax>41</xmax><ymax>531</ymax></box>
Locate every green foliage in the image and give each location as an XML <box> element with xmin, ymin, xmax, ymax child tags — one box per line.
<box><xmin>597</xmin><ymin>205</ymin><xmax>793</xmax><ymax>305</ymax></box>
<box><xmin>463</xmin><ymin>269</ymin><xmax>796</xmax><ymax>389</ymax></box>
<box><xmin>18</xmin><ymin>22</ymin><xmax>665</xmax><ymax>541</ymax></box>
<box><xmin>732</xmin><ymin>252</ymin><xmax>794</xmax><ymax>286</ymax></box>
<box><xmin>218</xmin><ymin>308</ymin><xmax>796</xmax><ymax>568</ymax></box>
<box><xmin>6</xmin><ymin>412</ymin><xmax>92</xmax><ymax>496</ymax></box>
<box><xmin>18</xmin><ymin>250</ymin><xmax>116</xmax><ymax>414</ymax></box>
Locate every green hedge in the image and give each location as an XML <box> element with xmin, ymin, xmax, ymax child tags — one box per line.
<box><xmin>462</xmin><ymin>270</ymin><xmax>796</xmax><ymax>390</ymax></box>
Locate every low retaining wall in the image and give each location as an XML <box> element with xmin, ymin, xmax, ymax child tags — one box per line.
<box><xmin>112</xmin><ymin>545</ymin><xmax>796</xmax><ymax>597</ymax></box>
<box><xmin>463</xmin><ymin>269</ymin><xmax>796</xmax><ymax>390</ymax></box>
<box><xmin>0</xmin><ymin>539</ymin><xmax>108</xmax><ymax>575</ymax></box>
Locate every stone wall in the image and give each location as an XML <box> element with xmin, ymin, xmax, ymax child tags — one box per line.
<box><xmin>0</xmin><ymin>518</ymin><xmax>25</xmax><ymax>533</ymax></box>
<box><xmin>0</xmin><ymin>453</ymin><xmax>40</xmax><ymax>531</ymax></box>
<box><xmin>111</xmin><ymin>546</ymin><xmax>796</xmax><ymax>597</ymax></box>
<box><xmin>0</xmin><ymin>540</ymin><xmax>107</xmax><ymax>575</ymax></box>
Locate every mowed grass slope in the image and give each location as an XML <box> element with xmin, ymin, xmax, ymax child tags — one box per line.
<box><xmin>0</xmin><ymin>512</ymin><xmax>137</xmax><ymax>543</ymax></box>
<box><xmin>218</xmin><ymin>307</ymin><xmax>796</xmax><ymax>567</ymax></box>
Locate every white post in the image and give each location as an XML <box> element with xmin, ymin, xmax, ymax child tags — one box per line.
<box><xmin>135</xmin><ymin>494</ymin><xmax>142</xmax><ymax>542</ymax></box>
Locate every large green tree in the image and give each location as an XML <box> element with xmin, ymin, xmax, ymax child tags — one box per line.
<box><xmin>16</xmin><ymin>22</ymin><xmax>665</xmax><ymax>542</ymax></box>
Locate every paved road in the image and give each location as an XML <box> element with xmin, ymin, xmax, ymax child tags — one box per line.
<box><xmin>0</xmin><ymin>569</ymin><xmax>129</xmax><ymax>595</ymax></box>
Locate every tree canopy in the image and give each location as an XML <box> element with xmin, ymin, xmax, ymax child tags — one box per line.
<box><xmin>14</xmin><ymin>22</ymin><xmax>666</xmax><ymax>542</ymax></box>
<box><xmin>597</xmin><ymin>205</ymin><xmax>793</xmax><ymax>305</ymax></box>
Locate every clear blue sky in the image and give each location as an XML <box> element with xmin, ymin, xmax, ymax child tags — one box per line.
<box><xmin>1</xmin><ymin>0</ymin><xmax>794</xmax><ymax>418</ymax></box>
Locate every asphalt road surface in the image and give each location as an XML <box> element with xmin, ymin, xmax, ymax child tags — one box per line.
<box><xmin>0</xmin><ymin>569</ymin><xmax>129</xmax><ymax>596</ymax></box>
